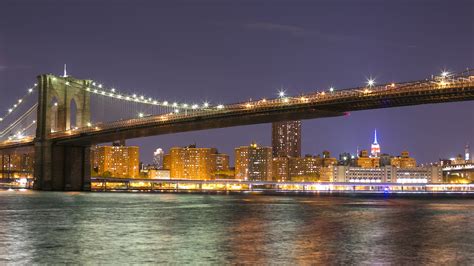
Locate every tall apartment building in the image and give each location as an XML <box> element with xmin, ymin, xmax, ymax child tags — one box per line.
<box><xmin>168</xmin><ymin>145</ymin><xmax>219</xmax><ymax>180</ymax></box>
<box><xmin>272</xmin><ymin>120</ymin><xmax>301</xmax><ymax>158</ymax></box>
<box><xmin>235</xmin><ymin>143</ymin><xmax>273</xmax><ymax>181</ymax></box>
<box><xmin>94</xmin><ymin>144</ymin><xmax>140</xmax><ymax>178</ymax></box>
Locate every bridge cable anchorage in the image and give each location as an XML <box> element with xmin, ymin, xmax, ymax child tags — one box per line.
<box><xmin>0</xmin><ymin>84</ymin><xmax>37</xmax><ymax>123</ymax></box>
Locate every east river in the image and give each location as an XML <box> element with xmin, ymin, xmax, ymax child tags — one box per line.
<box><xmin>0</xmin><ymin>191</ymin><xmax>473</xmax><ymax>264</ymax></box>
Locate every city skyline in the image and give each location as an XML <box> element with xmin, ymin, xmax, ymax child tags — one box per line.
<box><xmin>0</xmin><ymin>0</ymin><xmax>472</xmax><ymax>165</ymax></box>
<box><xmin>139</xmin><ymin>128</ymin><xmax>472</xmax><ymax>165</ymax></box>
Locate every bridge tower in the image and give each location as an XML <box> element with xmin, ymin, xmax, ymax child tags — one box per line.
<box><xmin>33</xmin><ymin>74</ymin><xmax>93</xmax><ymax>191</ymax></box>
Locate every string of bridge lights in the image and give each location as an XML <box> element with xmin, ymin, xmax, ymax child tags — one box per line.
<box><xmin>82</xmin><ymin>80</ymin><xmax>214</xmax><ymax>111</ymax></box>
<box><xmin>0</xmin><ymin>84</ymin><xmax>37</xmax><ymax>123</ymax></box>
<box><xmin>0</xmin><ymin>104</ymin><xmax>38</xmax><ymax>138</ymax></box>
<box><xmin>6</xmin><ymin>119</ymin><xmax>37</xmax><ymax>141</ymax></box>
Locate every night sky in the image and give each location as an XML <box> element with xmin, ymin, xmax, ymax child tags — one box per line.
<box><xmin>0</xmin><ymin>0</ymin><xmax>473</xmax><ymax>164</ymax></box>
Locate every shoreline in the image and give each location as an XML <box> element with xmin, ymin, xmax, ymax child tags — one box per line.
<box><xmin>3</xmin><ymin>187</ymin><xmax>474</xmax><ymax>198</ymax></box>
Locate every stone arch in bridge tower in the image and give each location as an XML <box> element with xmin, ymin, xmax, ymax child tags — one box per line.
<box><xmin>35</xmin><ymin>74</ymin><xmax>91</xmax><ymax>138</ymax></box>
<box><xmin>34</xmin><ymin>74</ymin><xmax>93</xmax><ymax>191</ymax></box>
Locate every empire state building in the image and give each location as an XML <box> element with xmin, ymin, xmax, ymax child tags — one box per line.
<box><xmin>371</xmin><ymin>129</ymin><xmax>381</xmax><ymax>157</ymax></box>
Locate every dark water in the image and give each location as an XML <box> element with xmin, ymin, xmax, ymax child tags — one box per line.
<box><xmin>0</xmin><ymin>191</ymin><xmax>473</xmax><ymax>264</ymax></box>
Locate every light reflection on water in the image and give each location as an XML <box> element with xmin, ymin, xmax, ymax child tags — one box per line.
<box><xmin>0</xmin><ymin>191</ymin><xmax>473</xmax><ymax>264</ymax></box>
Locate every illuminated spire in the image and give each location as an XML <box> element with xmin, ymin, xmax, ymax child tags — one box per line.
<box><xmin>373</xmin><ymin>129</ymin><xmax>378</xmax><ymax>144</ymax></box>
<box><xmin>370</xmin><ymin>129</ymin><xmax>381</xmax><ymax>157</ymax></box>
<box><xmin>63</xmin><ymin>64</ymin><xmax>68</xmax><ymax>77</ymax></box>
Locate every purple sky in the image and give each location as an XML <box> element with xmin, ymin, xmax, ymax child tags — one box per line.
<box><xmin>0</xmin><ymin>0</ymin><xmax>473</xmax><ymax>164</ymax></box>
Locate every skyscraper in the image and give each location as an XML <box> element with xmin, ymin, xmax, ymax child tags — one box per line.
<box><xmin>272</xmin><ymin>120</ymin><xmax>301</xmax><ymax>158</ymax></box>
<box><xmin>370</xmin><ymin>129</ymin><xmax>381</xmax><ymax>157</ymax></box>
<box><xmin>153</xmin><ymin>148</ymin><xmax>164</xmax><ymax>169</ymax></box>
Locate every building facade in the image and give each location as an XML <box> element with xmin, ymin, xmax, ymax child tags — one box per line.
<box><xmin>153</xmin><ymin>148</ymin><xmax>164</xmax><ymax>169</ymax></box>
<box><xmin>272</xmin><ymin>120</ymin><xmax>301</xmax><ymax>158</ymax></box>
<box><xmin>333</xmin><ymin>165</ymin><xmax>442</xmax><ymax>183</ymax></box>
<box><xmin>235</xmin><ymin>143</ymin><xmax>273</xmax><ymax>181</ymax></box>
<box><xmin>94</xmin><ymin>144</ymin><xmax>140</xmax><ymax>178</ymax></box>
<box><xmin>357</xmin><ymin>150</ymin><xmax>380</xmax><ymax>168</ymax></box>
<box><xmin>168</xmin><ymin>145</ymin><xmax>218</xmax><ymax>180</ymax></box>
<box><xmin>391</xmin><ymin>151</ymin><xmax>417</xmax><ymax>168</ymax></box>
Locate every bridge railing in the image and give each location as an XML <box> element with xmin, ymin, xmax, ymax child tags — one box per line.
<box><xmin>47</xmin><ymin>71</ymin><xmax>474</xmax><ymax>140</ymax></box>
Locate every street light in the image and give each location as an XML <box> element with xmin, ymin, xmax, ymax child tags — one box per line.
<box><xmin>366</xmin><ymin>78</ymin><xmax>375</xmax><ymax>87</ymax></box>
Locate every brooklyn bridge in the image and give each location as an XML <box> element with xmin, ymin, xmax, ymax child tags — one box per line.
<box><xmin>1</xmin><ymin>69</ymin><xmax>473</xmax><ymax>191</ymax></box>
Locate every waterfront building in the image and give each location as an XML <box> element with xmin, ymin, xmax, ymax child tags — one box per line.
<box><xmin>153</xmin><ymin>148</ymin><xmax>164</xmax><ymax>169</ymax></box>
<box><xmin>0</xmin><ymin>153</ymin><xmax>34</xmax><ymax>178</ymax></box>
<box><xmin>391</xmin><ymin>151</ymin><xmax>417</xmax><ymax>168</ymax></box>
<box><xmin>95</xmin><ymin>144</ymin><xmax>140</xmax><ymax>178</ymax></box>
<box><xmin>235</xmin><ymin>142</ymin><xmax>272</xmax><ymax>181</ymax></box>
<box><xmin>272</xmin><ymin>120</ymin><xmax>301</xmax><ymax>158</ymax></box>
<box><xmin>332</xmin><ymin>165</ymin><xmax>442</xmax><ymax>183</ymax></box>
<box><xmin>147</xmin><ymin>169</ymin><xmax>171</xmax><ymax>179</ymax></box>
<box><xmin>272</xmin><ymin>157</ymin><xmax>290</xmax><ymax>181</ymax></box>
<box><xmin>289</xmin><ymin>155</ymin><xmax>323</xmax><ymax>181</ymax></box>
<box><xmin>370</xmin><ymin>129</ymin><xmax>381</xmax><ymax>157</ymax></box>
<box><xmin>168</xmin><ymin>145</ymin><xmax>218</xmax><ymax>180</ymax></box>
<box><xmin>356</xmin><ymin>150</ymin><xmax>380</xmax><ymax>168</ymax></box>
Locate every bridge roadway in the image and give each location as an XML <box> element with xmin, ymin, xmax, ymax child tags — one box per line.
<box><xmin>0</xmin><ymin>71</ymin><xmax>473</xmax><ymax>149</ymax></box>
<box><xmin>0</xmin><ymin>70</ymin><xmax>473</xmax><ymax>191</ymax></box>
<box><xmin>47</xmin><ymin>72</ymin><xmax>474</xmax><ymax>145</ymax></box>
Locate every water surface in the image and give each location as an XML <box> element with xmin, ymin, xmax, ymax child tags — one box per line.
<box><xmin>0</xmin><ymin>191</ymin><xmax>473</xmax><ymax>264</ymax></box>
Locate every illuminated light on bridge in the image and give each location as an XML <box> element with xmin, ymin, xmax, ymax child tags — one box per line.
<box><xmin>329</xmin><ymin>87</ymin><xmax>334</xmax><ymax>92</ymax></box>
<box><xmin>0</xmin><ymin>68</ymin><xmax>473</xmax><ymax>191</ymax></box>
<box><xmin>441</xmin><ymin>71</ymin><xmax>450</xmax><ymax>78</ymax></box>
<box><xmin>366</xmin><ymin>78</ymin><xmax>376</xmax><ymax>87</ymax></box>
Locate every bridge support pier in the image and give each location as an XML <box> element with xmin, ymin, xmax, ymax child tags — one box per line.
<box><xmin>34</xmin><ymin>140</ymin><xmax>91</xmax><ymax>191</ymax></box>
